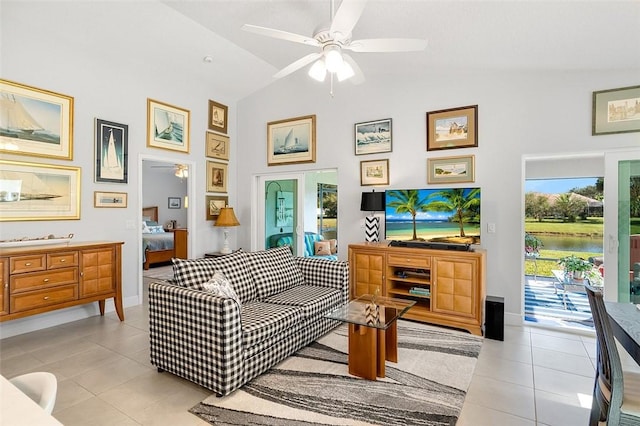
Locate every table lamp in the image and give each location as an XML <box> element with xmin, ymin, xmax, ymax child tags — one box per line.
<box><xmin>215</xmin><ymin>206</ymin><xmax>240</xmax><ymax>254</ymax></box>
<box><xmin>360</xmin><ymin>190</ymin><xmax>385</xmax><ymax>242</ymax></box>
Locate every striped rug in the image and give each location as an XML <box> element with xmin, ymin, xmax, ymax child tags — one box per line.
<box><xmin>524</xmin><ymin>278</ymin><xmax>593</xmax><ymax>328</ymax></box>
<box><xmin>190</xmin><ymin>321</ymin><xmax>482</xmax><ymax>426</ymax></box>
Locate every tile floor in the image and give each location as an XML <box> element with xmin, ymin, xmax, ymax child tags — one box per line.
<box><xmin>1</xmin><ymin>289</ymin><xmax>600</xmax><ymax>426</ymax></box>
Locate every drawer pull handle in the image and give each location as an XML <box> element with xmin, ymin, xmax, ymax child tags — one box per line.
<box><xmin>60</xmin><ymin>259</ymin><xmax>66</xmax><ymax>263</ymax></box>
<box><xmin>43</xmin><ymin>278</ymin><xmax>50</xmax><ymax>283</ymax></box>
<box><xmin>25</xmin><ymin>262</ymin><xmax>32</xmax><ymax>266</ymax></box>
<box><xmin>43</xmin><ymin>296</ymin><xmax>50</xmax><ymax>300</ymax></box>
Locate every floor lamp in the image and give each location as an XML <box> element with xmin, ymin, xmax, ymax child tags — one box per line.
<box><xmin>360</xmin><ymin>191</ymin><xmax>385</xmax><ymax>242</ymax></box>
<box><xmin>215</xmin><ymin>207</ymin><xmax>240</xmax><ymax>254</ymax></box>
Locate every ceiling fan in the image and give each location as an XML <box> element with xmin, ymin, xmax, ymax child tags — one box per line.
<box><xmin>151</xmin><ymin>163</ymin><xmax>189</xmax><ymax>178</ymax></box>
<box><xmin>242</xmin><ymin>0</ymin><xmax>428</xmax><ymax>85</ymax></box>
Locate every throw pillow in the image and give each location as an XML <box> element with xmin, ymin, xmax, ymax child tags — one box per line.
<box><xmin>314</xmin><ymin>241</ymin><xmax>331</xmax><ymax>256</ymax></box>
<box><xmin>202</xmin><ymin>271</ymin><xmax>241</xmax><ymax>306</ymax></box>
<box><xmin>328</xmin><ymin>239</ymin><xmax>338</xmax><ymax>254</ymax></box>
<box><xmin>244</xmin><ymin>246</ymin><xmax>304</xmax><ymax>299</ymax></box>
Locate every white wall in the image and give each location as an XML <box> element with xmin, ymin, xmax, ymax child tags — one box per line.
<box><xmin>237</xmin><ymin>69</ymin><xmax>639</xmax><ymax>324</ymax></box>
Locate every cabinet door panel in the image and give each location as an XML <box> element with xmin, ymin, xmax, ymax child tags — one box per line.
<box><xmin>351</xmin><ymin>252</ymin><xmax>385</xmax><ymax>298</ymax></box>
<box><xmin>0</xmin><ymin>258</ymin><xmax>7</xmax><ymax>316</ymax></box>
<box><xmin>433</xmin><ymin>257</ymin><xmax>477</xmax><ymax>318</ymax></box>
<box><xmin>81</xmin><ymin>248</ymin><xmax>115</xmax><ymax>297</ymax></box>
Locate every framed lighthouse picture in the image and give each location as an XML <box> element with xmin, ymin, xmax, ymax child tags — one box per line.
<box><xmin>95</xmin><ymin>118</ymin><xmax>128</xmax><ymax>183</ymax></box>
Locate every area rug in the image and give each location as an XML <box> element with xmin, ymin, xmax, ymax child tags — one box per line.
<box><xmin>142</xmin><ymin>264</ymin><xmax>173</xmax><ymax>280</ymax></box>
<box><xmin>190</xmin><ymin>320</ymin><xmax>483</xmax><ymax>426</ymax></box>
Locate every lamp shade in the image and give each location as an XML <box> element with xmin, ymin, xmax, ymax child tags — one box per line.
<box><xmin>360</xmin><ymin>191</ymin><xmax>385</xmax><ymax>212</ymax></box>
<box><xmin>215</xmin><ymin>207</ymin><xmax>240</xmax><ymax>227</ymax></box>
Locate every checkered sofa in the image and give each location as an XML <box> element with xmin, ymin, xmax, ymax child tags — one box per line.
<box><xmin>148</xmin><ymin>246</ymin><xmax>349</xmax><ymax>396</ymax></box>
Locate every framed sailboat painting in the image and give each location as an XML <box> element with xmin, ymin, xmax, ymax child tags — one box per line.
<box><xmin>95</xmin><ymin>118</ymin><xmax>128</xmax><ymax>183</ymax></box>
<box><xmin>146</xmin><ymin>98</ymin><xmax>190</xmax><ymax>153</ymax></box>
<box><xmin>0</xmin><ymin>79</ymin><xmax>74</xmax><ymax>160</ymax></box>
<box><xmin>267</xmin><ymin>115</ymin><xmax>316</xmax><ymax>166</ymax></box>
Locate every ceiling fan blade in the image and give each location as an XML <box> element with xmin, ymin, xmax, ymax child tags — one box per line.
<box><xmin>346</xmin><ymin>38</ymin><xmax>428</xmax><ymax>53</ymax></box>
<box><xmin>274</xmin><ymin>52</ymin><xmax>323</xmax><ymax>79</ymax></box>
<box><xmin>329</xmin><ymin>0</ymin><xmax>367</xmax><ymax>40</ymax></box>
<box><xmin>242</xmin><ymin>24</ymin><xmax>319</xmax><ymax>46</ymax></box>
<box><xmin>343</xmin><ymin>54</ymin><xmax>365</xmax><ymax>85</ymax></box>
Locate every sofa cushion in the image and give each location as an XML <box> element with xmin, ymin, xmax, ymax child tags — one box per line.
<box><xmin>264</xmin><ymin>285</ymin><xmax>342</xmax><ymax>319</ymax></box>
<box><xmin>245</xmin><ymin>246</ymin><xmax>304</xmax><ymax>299</ymax></box>
<box><xmin>314</xmin><ymin>241</ymin><xmax>331</xmax><ymax>256</ymax></box>
<box><xmin>172</xmin><ymin>251</ymin><xmax>257</xmax><ymax>303</ymax></box>
<box><xmin>240</xmin><ymin>301</ymin><xmax>303</xmax><ymax>352</ymax></box>
<box><xmin>202</xmin><ymin>272</ymin><xmax>241</xmax><ymax>306</ymax></box>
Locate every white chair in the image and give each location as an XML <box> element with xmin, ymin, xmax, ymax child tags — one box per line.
<box><xmin>9</xmin><ymin>372</ymin><xmax>57</xmax><ymax>414</ymax></box>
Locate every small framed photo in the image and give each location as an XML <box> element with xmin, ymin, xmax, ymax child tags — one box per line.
<box><xmin>592</xmin><ymin>85</ymin><xmax>640</xmax><ymax>135</ymax></box>
<box><xmin>208</xmin><ymin>99</ymin><xmax>228</xmax><ymax>134</ymax></box>
<box><xmin>207</xmin><ymin>160</ymin><xmax>228</xmax><ymax>193</ymax></box>
<box><xmin>427</xmin><ymin>155</ymin><xmax>475</xmax><ymax>184</ymax></box>
<box><xmin>168</xmin><ymin>197</ymin><xmax>181</xmax><ymax>209</ymax></box>
<box><xmin>147</xmin><ymin>98</ymin><xmax>190</xmax><ymax>153</ymax></box>
<box><xmin>0</xmin><ymin>79</ymin><xmax>74</xmax><ymax>160</ymax></box>
<box><xmin>355</xmin><ymin>118</ymin><xmax>392</xmax><ymax>155</ymax></box>
<box><xmin>267</xmin><ymin>115</ymin><xmax>316</xmax><ymax>166</ymax></box>
<box><xmin>95</xmin><ymin>118</ymin><xmax>128</xmax><ymax>183</ymax></box>
<box><xmin>94</xmin><ymin>191</ymin><xmax>127</xmax><ymax>208</ymax></box>
<box><xmin>426</xmin><ymin>105</ymin><xmax>478</xmax><ymax>151</ymax></box>
<box><xmin>206</xmin><ymin>195</ymin><xmax>228</xmax><ymax>220</ymax></box>
<box><xmin>360</xmin><ymin>159</ymin><xmax>389</xmax><ymax>186</ymax></box>
<box><xmin>206</xmin><ymin>131</ymin><xmax>230</xmax><ymax>161</ymax></box>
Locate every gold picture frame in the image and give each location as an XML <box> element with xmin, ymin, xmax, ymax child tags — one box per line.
<box><xmin>208</xmin><ymin>99</ymin><xmax>228</xmax><ymax>134</ymax></box>
<box><xmin>426</xmin><ymin>105</ymin><xmax>478</xmax><ymax>151</ymax></box>
<box><xmin>267</xmin><ymin>115</ymin><xmax>316</xmax><ymax>166</ymax></box>
<box><xmin>206</xmin><ymin>132</ymin><xmax>230</xmax><ymax>161</ymax></box>
<box><xmin>146</xmin><ymin>98</ymin><xmax>190</xmax><ymax>153</ymax></box>
<box><xmin>94</xmin><ymin>191</ymin><xmax>127</xmax><ymax>208</ymax></box>
<box><xmin>206</xmin><ymin>160</ymin><xmax>228</xmax><ymax>193</ymax></box>
<box><xmin>0</xmin><ymin>79</ymin><xmax>74</xmax><ymax>160</ymax></box>
<box><xmin>206</xmin><ymin>195</ymin><xmax>228</xmax><ymax>220</ymax></box>
<box><xmin>592</xmin><ymin>85</ymin><xmax>640</xmax><ymax>135</ymax></box>
<box><xmin>360</xmin><ymin>159</ymin><xmax>389</xmax><ymax>186</ymax></box>
<box><xmin>427</xmin><ymin>155</ymin><xmax>475</xmax><ymax>184</ymax></box>
<box><xmin>0</xmin><ymin>159</ymin><xmax>81</xmax><ymax>221</ymax></box>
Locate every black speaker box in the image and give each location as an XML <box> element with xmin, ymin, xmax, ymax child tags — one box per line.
<box><xmin>485</xmin><ymin>296</ymin><xmax>504</xmax><ymax>341</ymax></box>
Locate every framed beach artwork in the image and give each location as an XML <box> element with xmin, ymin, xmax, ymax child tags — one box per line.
<box><xmin>427</xmin><ymin>155</ymin><xmax>475</xmax><ymax>184</ymax></box>
<box><xmin>147</xmin><ymin>98</ymin><xmax>190</xmax><ymax>153</ymax></box>
<box><xmin>355</xmin><ymin>118</ymin><xmax>392</xmax><ymax>155</ymax></box>
<box><xmin>0</xmin><ymin>79</ymin><xmax>74</xmax><ymax>160</ymax></box>
<box><xmin>206</xmin><ymin>160</ymin><xmax>228</xmax><ymax>193</ymax></box>
<box><xmin>0</xmin><ymin>159</ymin><xmax>81</xmax><ymax>221</ymax></box>
<box><xmin>206</xmin><ymin>132</ymin><xmax>230</xmax><ymax>161</ymax></box>
<box><xmin>206</xmin><ymin>195</ymin><xmax>228</xmax><ymax>220</ymax></box>
<box><xmin>95</xmin><ymin>118</ymin><xmax>128</xmax><ymax>183</ymax></box>
<box><xmin>208</xmin><ymin>99</ymin><xmax>228</xmax><ymax>134</ymax></box>
<box><xmin>592</xmin><ymin>85</ymin><xmax>640</xmax><ymax>135</ymax></box>
<box><xmin>426</xmin><ymin>105</ymin><xmax>478</xmax><ymax>151</ymax></box>
<box><xmin>94</xmin><ymin>191</ymin><xmax>127</xmax><ymax>208</ymax></box>
<box><xmin>267</xmin><ymin>115</ymin><xmax>316</xmax><ymax>166</ymax></box>
<box><xmin>360</xmin><ymin>159</ymin><xmax>390</xmax><ymax>186</ymax></box>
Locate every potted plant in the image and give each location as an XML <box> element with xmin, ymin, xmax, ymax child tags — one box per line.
<box><xmin>557</xmin><ymin>255</ymin><xmax>592</xmax><ymax>280</ymax></box>
<box><xmin>525</xmin><ymin>233</ymin><xmax>543</xmax><ymax>257</ymax></box>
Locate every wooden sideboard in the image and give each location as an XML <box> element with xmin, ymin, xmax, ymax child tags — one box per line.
<box><xmin>0</xmin><ymin>241</ymin><xmax>124</xmax><ymax>322</ymax></box>
<box><xmin>349</xmin><ymin>242</ymin><xmax>486</xmax><ymax>335</ymax></box>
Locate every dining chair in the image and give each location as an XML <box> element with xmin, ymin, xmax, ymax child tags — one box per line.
<box><xmin>585</xmin><ymin>285</ymin><xmax>640</xmax><ymax>425</ymax></box>
<box><xmin>9</xmin><ymin>371</ymin><xmax>57</xmax><ymax>414</ymax></box>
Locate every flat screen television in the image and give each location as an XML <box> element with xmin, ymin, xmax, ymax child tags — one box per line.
<box><xmin>384</xmin><ymin>188</ymin><xmax>481</xmax><ymax>244</ymax></box>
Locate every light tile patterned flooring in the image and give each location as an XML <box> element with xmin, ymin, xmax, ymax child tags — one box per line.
<box><xmin>1</xmin><ymin>283</ymin><xmax>598</xmax><ymax>425</ymax></box>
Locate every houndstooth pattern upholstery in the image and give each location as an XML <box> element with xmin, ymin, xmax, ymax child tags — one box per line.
<box><xmin>149</xmin><ymin>254</ymin><xmax>349</xmax><ymax>396</ymax></box>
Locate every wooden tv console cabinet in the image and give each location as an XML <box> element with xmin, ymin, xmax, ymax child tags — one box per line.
<box><xmin>0</xmin><ymin>241</ymin><xmax>124</xmax><ymax>322</ymax></box>
<box><xmin>348</xmin><ymin>242</ymin><xmax>486</xmax><ymax>335</ymax></box>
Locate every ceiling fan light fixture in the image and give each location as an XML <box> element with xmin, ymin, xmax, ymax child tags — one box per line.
<box><xmin>324</xmin><ymin>44</ymin><xmax>343</xmax><ymax>73</ymax></box>
<box><xmin>308</xmin><ymin>59</ymin><xmax>327</xmax><ymax>82</ymax></box>
<box><xmin>337</xmin><ymin>61</ymin><xmax>354</xmax><ymax>82</ymax></box>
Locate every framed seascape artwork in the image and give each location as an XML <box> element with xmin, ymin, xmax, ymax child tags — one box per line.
<box><xmin>206</xmin><ymin>160</ymin><xmax>228</xmax><ymax>193</ymax></box>
<box><xmin>360</xmin><ymin>159</ymin><xmax>389</xmax><ymax>186</ymax></box>
<box><xmin>0</xmin><ymin>159</ymin><xmax>81</xmax><ymax>221</ymax></box>
<box><xmin>168</xmin><ymin>197</ymin><xmax>181</xmax><ymax>209</ymax></box>
<box><xmin>95</xmin><ymin>118</ymin><xmax>128</xmax><ymax>183</ymax></box>
<box><xmin>426</xmin><ymin>105</ymin><xmax>478</xmax><ymax>151</ymax></box>
<box><xmin>0</xmin><ymin>79</ymin><xmax>74</xmax><ymax>160</ymax></box>
<box><xmin>427</xmin><ymin>155</ymin><xmax>475</xmax><ymax>184</ymax></box>
<box><xmin>206</xmin><ymin>132</ymin><xmax>230</xmax><ymax>161</ymax></box>
<box><xmin>94</xmin><ymin>191</ymin><xmax>127</xmax><ymax>208</ymax></box>
<box><xmin>267</xmin><ymin>115</ymin><xmax>316</xmax><ymax>166</ymax></box>
<box><xmin>208</xmin><ymin>99</ymin><xmax>228</xmax><ymax>134</ymax></box>
<box><xmin>206</xmin><ymin>195</ymin><xmax>228</xmax><ymax>220</ymax></box>
<box><xmin>354</xmin><ymin>118</ymin><xmax>392</xmax><ymax>155</ymax></box>
<box><xmin>592</xmin><ymin>85</ymin><xmax>640</xmax><ymax>135</ymax></box>
<box><xmin>147</xmin><ymin>98</ymin><xmax>190</xmax><ymax>153</ymax></box>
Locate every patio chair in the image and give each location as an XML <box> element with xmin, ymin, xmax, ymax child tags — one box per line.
<box><xmin>585</xmin><ymin>285</ymin><xmax>640</xmax><ymax>425</ymax></box>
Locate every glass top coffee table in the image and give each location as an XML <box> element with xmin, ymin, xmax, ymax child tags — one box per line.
<box><xmin>325</xmin><ymin>294</ymin><xmax>415</xmax><ymax>380</ymax></box>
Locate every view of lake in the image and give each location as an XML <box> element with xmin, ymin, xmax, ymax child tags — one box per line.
<box><xmin>536</xmin><ymin>235</ymin><xmax>603</xmax><ymax>253</ymax></box>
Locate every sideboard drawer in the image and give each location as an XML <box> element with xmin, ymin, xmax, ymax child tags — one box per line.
<box><xmin>387</xmin><ymin>254</ymin><xmax>431</xmax><ymax>268</ymax></box>
<box><xmin>10</xmin><ymin>284</ymin><xmax>78</xmax><ymax>313</ymax></box>
<box><xmin>10</xmin><ymin>255</ymin><xmax>46</xmax><ymax>274</ymax></box>
<box><xmin>10</xmin><ymin>268</ymin><xmax>79</xmax><ymax>293</ymax></box>
<box><xmin>47</xmin><ymin>251</ymin><xmax>79</xmax><ymax>269</ymax></box>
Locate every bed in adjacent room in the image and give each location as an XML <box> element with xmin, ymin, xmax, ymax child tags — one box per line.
<box><xmin>142</xmin><ymin>206</ymin><xmax>188</xmax><ymax>270</ymax></box>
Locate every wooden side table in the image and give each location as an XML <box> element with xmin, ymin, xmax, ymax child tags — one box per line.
<box><xmin>204</xmin><ymin>252</ymin><xmax>228</xmax><ymax>258</ymax></box>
